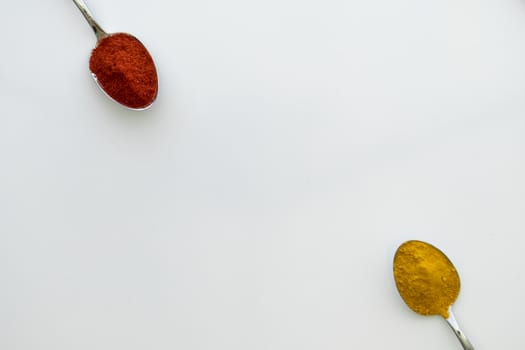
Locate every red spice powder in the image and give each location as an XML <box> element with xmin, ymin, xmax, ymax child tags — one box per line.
<box><xmin>89</xmin><ymin>33</ymin><xmax>158</xmax><ymax>109</ymax></box>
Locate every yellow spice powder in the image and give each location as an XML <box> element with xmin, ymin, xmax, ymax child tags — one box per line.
<box><xmin>393</xmin><ymin>240</ymin><xmax>460</xmax><ymax>318</ymax></box>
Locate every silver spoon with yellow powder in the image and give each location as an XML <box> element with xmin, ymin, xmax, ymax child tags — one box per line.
<box><xmin>393</xmin><ymin>240</ymin><xmax>475</xmax><ymax>350</ymax></box>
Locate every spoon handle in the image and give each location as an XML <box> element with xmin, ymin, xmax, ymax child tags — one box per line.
<box><xmin>71</xmin><ymin>0</ymin><xmax>107</xmax><ymax>41</ymax></box>
<box><xmin>445</xmin><ymin>307</ymin><xmax>475</xmax><ymax>350</ymax></box>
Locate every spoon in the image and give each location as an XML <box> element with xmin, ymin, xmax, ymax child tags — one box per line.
<box><xmin>393</xmin><ymin>240</ymin><xmax>475</xmax><ymax>350</ymax></box>
<box><xmin>71</xmin><ymin>0</ymin><xmax>158</xmax><ymax>110</ymax></box>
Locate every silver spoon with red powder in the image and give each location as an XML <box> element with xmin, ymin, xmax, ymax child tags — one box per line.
<box><xmin>72</xmin><ymin>0</ymin><xmax>158</xmax><ymax>110</ymax></box>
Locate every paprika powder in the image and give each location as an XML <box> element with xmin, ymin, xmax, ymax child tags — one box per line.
<box><xmin>89</xmin><ymin>33</ymin><xmax>158</xmax><ymax>109</ymax></box>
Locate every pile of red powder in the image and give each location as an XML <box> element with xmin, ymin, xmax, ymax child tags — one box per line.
<box><xmin>89</xmin><ymin>33</ymin><xmax>158</xmax><ymax>109</ymax></box>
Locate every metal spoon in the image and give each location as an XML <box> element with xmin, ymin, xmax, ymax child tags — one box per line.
<box><xmin>393</xmin><ymin>240</ymin><xmax>475</xmax><ymax>350</ymax></box>
<box><xmin>71</xmin><ymin>0</ymin><xmax>158</xmax><ymax>110</ymax></box>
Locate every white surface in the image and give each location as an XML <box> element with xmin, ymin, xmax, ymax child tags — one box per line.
<box><xmin>1</xmin><ymin>0</ymin><xmax>524</xmax><ymax>349</ymax></box>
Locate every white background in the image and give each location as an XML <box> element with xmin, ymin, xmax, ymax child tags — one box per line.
<box><xmin>1</xmin><ymin>0</ymin><xmax>524</xmax><ymax>349</ymax></box>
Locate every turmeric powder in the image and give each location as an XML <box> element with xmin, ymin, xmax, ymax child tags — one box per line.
<box><xmin>393</xmin><ymin>240</ymin><xmax>460</xmax><ymax>318</ymax></box>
